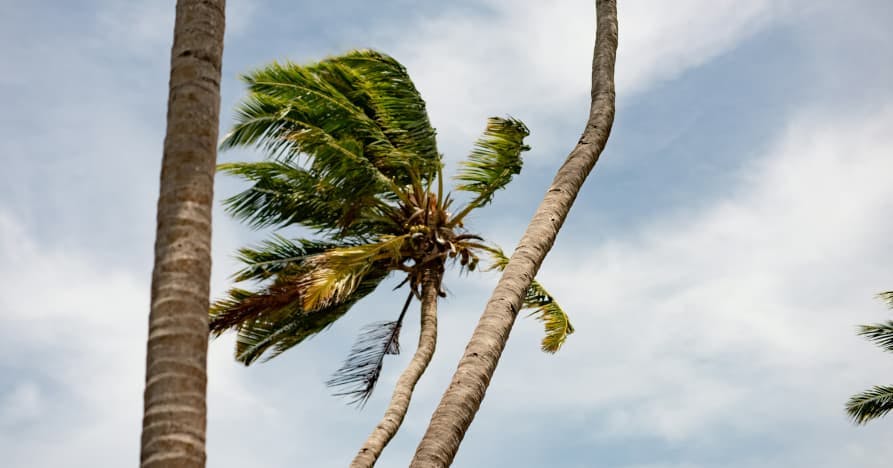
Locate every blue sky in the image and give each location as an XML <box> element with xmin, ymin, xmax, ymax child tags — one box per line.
<box><xmin>2</xmin><ymin>1</ymin><xmax>892</xmax><ymax>467</ymax></box>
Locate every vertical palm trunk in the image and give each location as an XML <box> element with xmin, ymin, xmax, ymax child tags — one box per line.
<box><xmin>409</xmin><ymin>1</ymin><xmax>618</xmax><ymax>466</ymax></box>
<box><xmin>351</xmin><ymin>267</ymin><xmax>442</xmax><ymax>467</ymax></box>
<box><xmin>140</xmin><ymin>1</ymin><xmax>225</xmax><ymax>467</ymax></box>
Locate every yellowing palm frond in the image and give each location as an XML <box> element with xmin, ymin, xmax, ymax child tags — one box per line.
<box><xmin>486</xmin><ymin>247</ymin><xmax>574</xmax><ymax>352</ymax></box>
<box><xmin>300</xmin><ymin>235</ymin><xmax>408</xmax><ymax>311</ymax></box>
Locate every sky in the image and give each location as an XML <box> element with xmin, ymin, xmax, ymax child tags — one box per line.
<box><xmin>1</xmin><ymin>0</ymin><xmax>892</xmax><ymax>467</ymax></box>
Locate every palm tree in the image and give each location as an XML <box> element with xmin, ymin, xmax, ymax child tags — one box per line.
<box><xmin>140</xmin><ymin>1</ymin><xmax>225</xmax><ymax>467</ymax></box>
<box><xmin>410</xmin><ymin>1</ymin><xmax>618</xmax><ymax>465</ymax></box>
<box><xmin>210</xmin><ymin>49</ymin><xmax>574</xmax><ymax>467</ymax></box>
<box><xmin>846</xmin><ymin>291</ymin><xmax>893</xmax><ymax>424</ymax></box>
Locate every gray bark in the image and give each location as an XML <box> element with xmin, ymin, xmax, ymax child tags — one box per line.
<box><xmin>409</xmin><ymin>1</ymin><xmax>618</xmax><ymax>466</ymax></box>
<box><xmin>140</xmin><ymin>1</ymin><xmax>225</xmax><ymax>467</ymax></box>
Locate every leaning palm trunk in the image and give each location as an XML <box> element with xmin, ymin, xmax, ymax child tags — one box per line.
<box><xmin>351</xmin><ymin>268</ymin><xmax>442</xmax><ymax>467</ymax></box>
<box><xmin>409</xmin><ymin>1</ymin><xmax>618</xmax><ymax>466</ymax></box>
<box><xmin>140</xmin><ymin>1</ymin><xmax>225</xmax><ymax>467</ymax></box>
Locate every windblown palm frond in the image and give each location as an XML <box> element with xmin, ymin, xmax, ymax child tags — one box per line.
<box><xmin>879</xmin><ymin>291</ymin><xmax>893</xmax><ymax>309</ymax></box>
<box><xmin>846</xmin><ymin>385</ymin><xmax>893</xmax><ymax>424</ymax></box>
<box><xmin>845</xmin><ymin>291</ymin><xmax>893</xmax><ymax>424</ymax></box>
<box><xmin>219</xmin><ymin>161</ymin><xmax>392</xmax><ymax>236</ymax></box>
<box><xmin>231</xmin><ymin>235</ymin><xmax>347</xmax><ymax>282</ymax></box>
<box><xmin>299</xmin><ymin>235</ymin><xmax>408</xmax><ymax>311</ymax></box>
<box><xmin>221</xmin><ymin>90</ymin><xmax>389</xmax><ymax>191</ymax></box>
<box><xmin>524</xmin><ymin>280</ymin><xmax>575</xmax><ymax>353</ymax></box>
<box><xmin>209</xmin><ymin>234</ymin><xmax>405</xmax><ymax>353</ymax></box>
<box><xmin>222</xmin><ymin>50</ymin><xmax>440</xmax><ymax>189</ymax></box>
<box><xmin>858</xmin><ymin>321</ymin><xmax>893</xmax><ymax>354</ymax></box>
<box><xmin>327</xmin><ymin>292</ymin><xmax>414</xmax><ymax>406</ymax></box>
<box><xmin>452</xmin><ymin>117</ymin><xmax>530</xmax><ymax>222</ymax></box>
<box><xmin>222</xmin><ymin>269</ymin><xmax>389</xmax><ymax>365</ymax></box>
<box><xmin>315</xmin><ymin>50</ymin><xmax>441</xmax><ymax>179</ymax></box>
<box><xmin>487</xmin><ymin>247</ymin><xmax>574</xmax><ymax>352</ymax></box>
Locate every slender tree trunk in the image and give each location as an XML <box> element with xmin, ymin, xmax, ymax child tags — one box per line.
<box><xmin>351</xmin><ymin>267</ymin><xmax>442</xmax><ymax>467</ymax></box>
<box><xmin>140</xmin><ymin>1</ymin><xmax>225</xmax><ymax>467</ymax></box>
<box><xmin>409</xmin><ymin>2</ymin><xmax>618</xmax><ymax>466</ymax></box>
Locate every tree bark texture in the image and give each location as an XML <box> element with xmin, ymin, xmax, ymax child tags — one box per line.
<box><xmin>140</xmin><ymin>1</ymin><xmax>225</xmax><ymax>467</ymax></box>
<box><xmin>409</xmin><ymin>1</ymin><xmax>618</xmax><ymax>466</ymax></box>
<box><xmin>351</xmin><ymin>268</ymin><xmax>443</xmax><ymax>467</ymax></box>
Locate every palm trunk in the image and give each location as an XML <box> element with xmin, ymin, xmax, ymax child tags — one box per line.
<box><xmin>140</xmin><ymin>1</ymin><xmax>225</xmax><ymax>467</ymax></box>
<box><xmin>351</xmin><ymin>267</ymin><xmax>442</xmax><ymax>467</ymax></box>
<box><xmin>409</xmin><ymin>1</ymin><xmax>618</xmax><ymax>466</ymax></box>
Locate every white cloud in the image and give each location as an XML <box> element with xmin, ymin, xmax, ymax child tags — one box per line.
<box><xmin>468</xmin><ymin>104</ymin><xmax>893</xmax><ymax>464</ymax></box>
<box><xmin>0</xmin><ymin>209</ymin><xmax>269</xmax><ymax>467</ymax></box>
<box><xmin>3</xmin><ymin>1</ymin><xmax>890</xmax><ymax>467</ymax></box>
<box><xmin>383</xmin><ymin>0</ymin><xmax>794</xmax><ymax>160</ymax></box>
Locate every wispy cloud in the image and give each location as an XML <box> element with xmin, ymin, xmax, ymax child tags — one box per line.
<box><xmin>466</xmin><ymin>104</ymin><xmax>893</xmax><ymax>465</ymax></box>
<box><xmin>382</xmin><ymin>0</ymin><xmax>792</xmax><ymax>158</ymax></box>
<box><xmin>2</xmin><ymin>1</ymin><xmax>891</xmax><ymax>467</ymax></box>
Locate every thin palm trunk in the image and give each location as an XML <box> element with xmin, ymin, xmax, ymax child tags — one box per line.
<box><xmin>409</xmin><ymin>1</ymin><xmax>618</xmax><ymax>466</ymax></box>
<box><xmin>351</xmin><ymin>267</ymin><xmax>442</xmax><ymax>467</ymax></box>
<box><xmin>140</xmin><ymin>1</ymin><xmax>225</xmax><ymax>467</ymax></box>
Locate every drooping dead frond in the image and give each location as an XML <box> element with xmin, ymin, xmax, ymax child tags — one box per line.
<box><xmin>327</xmin><ymin>291</ymin><xmax>414</xmax><ymax>406</ymax></box>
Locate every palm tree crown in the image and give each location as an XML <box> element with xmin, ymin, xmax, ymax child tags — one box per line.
<box><xmin>846</xmin><ymin>291</ymin><xmax>893</xmax><ymax>424</ymax></box>
<box><xmin>210</xmin><ymin>49</ymin><xmax>573</xmax><ymax>406</ymax></box>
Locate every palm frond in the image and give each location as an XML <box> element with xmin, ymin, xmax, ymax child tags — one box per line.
<box><xmin>210</xmin><ymin>281</ymin><xmax>304</xmax><ymax>336</ymax></box>
<box><xmin>858</xmin><ymin>321</ymin><xmax>893</xmax><ymax>354</ymax></box>
<box><xmin>486</xmin><ymin>247</ymin><xmax>574</xmax><ymax>352</ymax></box>
<box><xmin>846</xmin><ymin>385</ymin><xmax>893</xmax><ymax>424</ymax></box>
<box><xmin>222</xmin><ymin>51</ymin><xmax>440</xmax><ymax>190</ymax></box>
<box><xmin>317</xmin><ymin>50</ymin><xmax>441</xmax><ymax>180</ymax></box>
<box><xmin>232</xmin><ymin>235</ymin><xmax>346</xmax><ymax>283</ymax></box>
<box><xmin>212</xmin><ymin>236</ymin><xmax>405</xmax><ymax>337</ymax></box>
<box><xmin>222</xmin><ymin>89</ymin><xmax>389</xmax><ymax>186</ymax></box>
<box><xmin>327</xmin><ymin>291</ymin><xmax>414</xmax><ymax>406</ymax></box>
<box><xmin>219</xmin><ymin>161</ymin><xmax>393</xmax><ymax>236</ymax></box>
<box><xmin>299</xmin><ymin>235</ymin><xmax>408</xmax><ymax>311</ymax></box>
<box><xmin>452</xmin><ymin>117</ymin><xmax>530</xmax><ymax>222</ymax></box>
<box><xmin>228</xmin><ymin>269</ymin><xmax>390</xmax><ymax>365</ymax></box>
<box><xmin>878</xmin><ymin>291</ymin><xmax>893</xmax><ymax>309</ymax></box>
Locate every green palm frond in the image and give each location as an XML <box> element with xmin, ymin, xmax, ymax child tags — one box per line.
<box><xmin>232</xmin><ymin>235</ymin><xmax>348</xmax><ymax>283</ymax></box>
<box><xmin>231</xmin><ymin>270</ymin><xmax>389</xmax><ymax>365</ymax></box>
<box><xmin>486</xmin><ymin>247</ymin><xmax>574</xmax><ymax>352</ymax></box>
<box><xmin>878</xmin><ymin>291</ymin><xmax>893</xmax><ymax>309</ymax></box>
<box><xmin>846</xmin><ymin>385</ymin><xmax>893</xmax><ymax>424</ymax></box>
<box><xmin>452</xmin><ymin>117</ymin><xmax>530</xmax><ymax>223</ymax></box>
<box><xmin>222</xmin><ymin>50</ymin><xmax>440</xmax><ymax>188</ymax></box>
<box><xmin>221</xmin><ymin>90</ymin><xmax>390</xmax><ymax>190</ymax></box>
<box><xmin>219</xmin><ymin>161</ymin><xmax>394</xmax><ymax>236</ymax></box>
<box><xmin>316</xmin><ymin>50</ymin><xmax>441</xmax><ymax>179</ymax></box>
<box><xmin>858</xmin><ymin>321</ymin><xmax>893</xmax><ymax>354</ymax></box>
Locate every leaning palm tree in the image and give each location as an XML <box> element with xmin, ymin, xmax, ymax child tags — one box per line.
<box><xmin>410</xmin><ymin>1</ymin><xmax>618</xmax><ymax>465</ymax></box>
<box><xmin>140</xmin><ymin>1</ymin><xmax>225</xmax><ymax>467</ymax></box>
<box><xmin>210</xmin><ymin>49</ymin><xmax>574</xmax><ymax>467</ymax></box>
<box><xmin>846</xmin><ymin>291</ymin><xmax>893</xmax><ymax>424</ymax></box>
